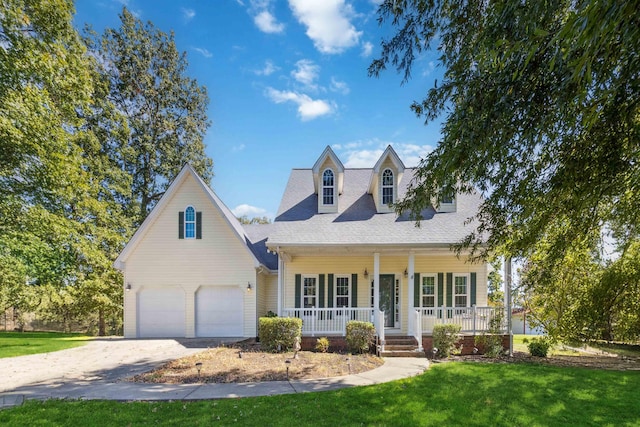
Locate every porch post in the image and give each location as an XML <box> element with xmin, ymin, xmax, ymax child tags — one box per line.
<box><xmin>373</xmin><ymin>252</ymin><xmax>380</xmax><ymax>332</ymax></box>
<box><xmin>277</xmin><ymin>254</ymin><xmax>283</xmax><ymax>316</ymax></box>
<box><xmin>407</xmin><ymin>251</ymin><xmax>415</xmax><ymax>335</ymax></box>
<box><xmin>504</xmin><ymin>257</ymin><xmax>513</xmax><ymax>357</ymax></box>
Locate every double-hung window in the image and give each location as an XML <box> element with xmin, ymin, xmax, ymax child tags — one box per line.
<box><xmin>335</xmin><ymin>275</ymin><xmax>350</xmax><ymax>308</ymax></box>
<box><xmin>303</xmin><ymin>276</ymin><xmax>317</xmax><ymax>308</ymax></box>
<box><xmin>421</xmin><ymin>274</ymin><xmax>436</xmax><ymax>308</ymax></box>
<box><xmin>454</xmin><ymin>274</ymin><xmax>468</xmax><ymax>307</ymax></box>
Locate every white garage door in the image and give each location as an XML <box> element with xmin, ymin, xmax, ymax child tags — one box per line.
<box><xmin>196</xmin><ymin>286</ymin><xmax>243</xmax><ymax>337</ymax></box>
<box><xmin>138</xmin><ymin>288</ymin><xmax>185</xmax><ymax>337</ymax></box>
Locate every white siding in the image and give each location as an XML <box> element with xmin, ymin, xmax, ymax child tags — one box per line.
<box><xmin>122</xmin><ymin>174</ymin><xmax>256</xmax><ymax>338</ymax></box>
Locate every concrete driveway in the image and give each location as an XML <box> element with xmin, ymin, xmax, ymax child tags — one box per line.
<box><xmin>0</xmin><ymin>337</ymin><xmax>233</xmax><ymax>393</ymax></box>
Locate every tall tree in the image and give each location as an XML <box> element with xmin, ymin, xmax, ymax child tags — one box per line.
<box><xmin>88</xmin><ymin>8</ymin><xmax>213</xmax><ymax>226</ymax></box>
<box><xmin>1</xmin><ymin>0</ymin><xmax>130</xmax><ymax>334</ymax></box>
<box><xmin>370</xmin><ymin>0</ymin><xmax>640</xmax><ymax>262</ymax></box>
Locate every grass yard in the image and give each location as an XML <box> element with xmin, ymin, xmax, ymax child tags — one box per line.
<box><xmin>0</xmin><ymin>332</ymin><xmax>91</xmax><ymax>358</ymax></box>
<box><xmin>2</xmin><ymin>362</ymin><xmax>639</xmax><ymax>426</ymax></box>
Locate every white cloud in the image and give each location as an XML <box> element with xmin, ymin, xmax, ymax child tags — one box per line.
<box><xmin>192</xmin><ymin>47</ymin><xmax>213</xmax><ymax>58</ymax></box>
<box><xmin>254</xmin><ymin>10</ymin><xmax>285</xmax><ymax>33</ymax></box>
<box><xmin>291</xmin><ymin>59</ymin><xmax>319</xmax><ymax>88</ymax></box>
<box><xmin>361</xmin><ymin>41</ymin><xmax>373</xmax><ymax>57</ymax></box>
<box><xmin>182</xmin><ymin>8</ymin><xmax>196</xmax><ymax>22</ymax></box>
<box><xmin>288</xmin><ymin>0</ymin><xmax>362</xmax><ymax>54</ymax></box>
<box><xmin>265</xmin><ymin>87</ymin><xmax>334</xmax><ymax>121</ymax></box>
<box><xmin>232</xmin><ymin>204</ymin><xmax>270</xmax><ymax>219</ymax></box>
<box><xmin>232</xmin><ymin>144</ymin><xmax>246</xmax><ymax>152</ymax></box>
<box><xmin>254</xmin><ymin>60</ymin><xmax>279</xmax><ymax>76</ymax></box>
<box><xmin>335</xmin><ymin>140</ymin><xmax>434</xmax><ymax>167</ymax></box>
<box><xmin>329</xmin><ymin>77</ymin><xmax>349</xmax><ymax>95</ymax></box>
<box><xmin>421</xmin><ymin>61</ymin><xmax>437</xmax><ymax>77</ymax></box>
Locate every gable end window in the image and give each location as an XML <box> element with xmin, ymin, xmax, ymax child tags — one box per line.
<box><xmin>322</xmin><ymin>169</ymin><xmax>335</xmax><ymax>205</ymax></box>
<box><xmin>382</xmin><ymin>169</ymin><xmax>394</xmax><ymax>205</ymax></box>
<box><xmin>178</xmin><ymin>206</ymin><xmax>202</xmax><ymax>239</ymax></box>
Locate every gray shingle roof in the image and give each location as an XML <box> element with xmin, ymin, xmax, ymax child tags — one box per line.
<box><xmin>243</xmin><ymin>223</ymin><xmax>278</xmax><ymax>270</ymax></box>
<box><xmin>267</xmin><ymin>168</ymin><xmax>482</xmax><ymax>247</ymax></box>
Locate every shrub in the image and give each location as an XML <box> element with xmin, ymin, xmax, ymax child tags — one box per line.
<box><xmin>432</xmin><ymin>324</ymin><xmax>462</xmax><ymax>358</ymax></box>
<box><xmin>528</xmin><ymin>337</ymin><xmax>552</xmax><ymax>357</ymax></box>
<box><xmin>265</xmin><ymin>311</ymin><xmax>278</xmax><ymax>318</ymax></box>
<box><xmin>258</xmin><ymin>317</ymin><xmax>302</xmax><ymax>352</ymax></box>
<box><xmin>474</xmin><ymin>308</ymin><xmax>505</xmax><ymax>358</ymax></box>
<box><xmin>346</xmin><ymin>321</ymin><xmax>375</xmax><ymax>354</ymax></box>
<box><xmin>315</xmin><ymin>337</ymin><xmax>330</xmax><ymax>353</ymax></box>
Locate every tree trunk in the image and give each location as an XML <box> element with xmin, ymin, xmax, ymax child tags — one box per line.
<box><xmin>98</xmin><ymin>309</ymin><xmax>106</xmax><ymax>336</ymax></box>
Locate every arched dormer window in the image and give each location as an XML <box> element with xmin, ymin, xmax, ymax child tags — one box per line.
<box><xmin>184</xmin><ymin>206</ymin><xmax>196</xmax><ymax>239</ymax></box>
<box><xmin>382</xmin><ymin>169</ymin><xmax>394</xmax><ymax>205</ymax></box>
<box><xmin>322</xmin><ymin>169</ymin><xmax>335</xmax><ymax>205</ymax></box>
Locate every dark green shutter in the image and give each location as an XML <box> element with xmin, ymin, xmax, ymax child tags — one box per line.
<box><xmin>178</xmin><ymin>211</ymin><xmax>184</xmax><ymax>239</ymax></box>
<box><xmin>351</xmin><ymin>274</ymin><xmax>358</xmax><ymax>307</ymax></box>
<box><xmin>437</xmin><ymin>273</ymin><xmax>444</xmax><ymax>306</ymax></box>
<box><xmin>295</xmin><ymin>274</ymin><xmax>301</xmax><ymax>308</ymax></box>
<box><xmin>470</xmin><ymin>272</ymin><xmax>477</xmax><ymax>306</ymax></box>
<box><xmin>414</xmin><ymin>273</ymin><xmax>420</xmax><ymax>307</ymax></box>
<box><xmin>327</xmin><ymin>274</ymin><xmax>334</xmax><ymax>308</ymax></box>
<box><xmin>196</xmin><ymin>212</ymin><xmax>202</xmax><ymax>239</ymax></box>
<box><xmin>319</xmin><ymin>274</ymin><xmax>325</xmax><ymax>308</ymax></box>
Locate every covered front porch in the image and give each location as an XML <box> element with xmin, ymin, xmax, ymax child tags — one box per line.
<box><xmin>282</xmin><ymin>306</ymin><xmax>504</xmax><ymax>337</ymax></box>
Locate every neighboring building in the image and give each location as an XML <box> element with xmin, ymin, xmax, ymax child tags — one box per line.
<box><xmin>115</xmin><ymin>146</ymin><xmax>501</xmax><ymax>351</ymax></box>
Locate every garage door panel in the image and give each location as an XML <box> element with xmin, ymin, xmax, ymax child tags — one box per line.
<box><xmin>138</xmin><ymin>288</ymin><xmax>185</xmax><ymax>337</ymax></box>
<box><xmin>196</xmin><ymin>286</ymin><xmax>243</xmax><ymax>337</ymax></box>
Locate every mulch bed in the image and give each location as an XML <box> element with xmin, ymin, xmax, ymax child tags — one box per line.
<box><xmin>129</xmin><ymin>345</ymin><xmax>383</xmax><ymax>384</ymax></box>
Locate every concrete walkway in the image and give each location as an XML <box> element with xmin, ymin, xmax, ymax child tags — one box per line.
<box><xmin>0</xmin><ymin>339</ymin><xmax>429</xmax><ymax>409</ymax></box>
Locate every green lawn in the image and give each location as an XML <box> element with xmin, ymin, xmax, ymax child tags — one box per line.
<box><xmin>2</xmin><ymin>362</ymin><xmax>638</xmax><ymax>426</ymax></box>
<box><xmin>0</xmin><ymin>332</ymin><xmax>91</xmax><ymax>358</ymax></box>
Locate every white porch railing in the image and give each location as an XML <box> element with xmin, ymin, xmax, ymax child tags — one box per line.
<box><xmin>282</xmin><ymin>307</ymin><xmax>373</xmax><ymax>336</ymax></box>
<box><xmin>415</xmin><ymin>306</ymin><xmax>504</xmax><ymax>334</ymax></box>
<box><xmin>281</xmin><ymin>306</ymin><xmax>503</xmax><ymax>336</ymax></box>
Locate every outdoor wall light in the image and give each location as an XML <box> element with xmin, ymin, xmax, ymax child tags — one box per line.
<box><xmin>404</xmin><ymin>268</ymin><xmax>408</xmax><ymax>278</ymax></box>
<box><xmin>125</xmin><ymin>283</ymin><xmax>132</xmax><ymax>291</ymax></box>
<box><xmin>363</xmin><ymin>268</ymin><xmax>369</xmax><ymax>278</ymax></box>
<box><xmin>247</xmin><ymin>282</ymin><xmax>252</xmax><ymax>291</ymax></box>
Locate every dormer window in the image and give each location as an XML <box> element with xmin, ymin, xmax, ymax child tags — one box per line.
<box><xmin>382</xmin><ymin>169</ymin><xmax>394</xmax><ymax>205</ymax></box>
<box><xmin>322</xmin><ymin>169</ymin><xmax>335</xmax><ymax>205</ymax></box>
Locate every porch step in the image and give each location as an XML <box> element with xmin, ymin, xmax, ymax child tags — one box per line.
<box><xmin>379</xmin><ymin>336</ymin><xmax>426</xmax><ymax>358</ymax></box>
<box><xmin>379</xmin><ymin>349</ymin><xmax>426</xmax><ymax>357</ymax></box>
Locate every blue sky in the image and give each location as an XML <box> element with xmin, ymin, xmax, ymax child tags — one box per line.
<box><xmin>73</xmin><ymin>0</ymin><xmax>444</xmax><ymax>220</ymax></box>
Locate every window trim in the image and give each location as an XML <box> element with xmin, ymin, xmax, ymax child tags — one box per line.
<box><xmin>302</xmin><ymin>275</ymin><xmax>318</xmax><ymax>308</ymax></box>
<box><xmin>453</xmin><ymin>273</ymin><xmax>469</xmax><ymax>307</ymax></box>
<box><xmin>184</xmin><ymin>205</ymin><xmax>196</xmax><ymax>239</ymax></box>
<box><xmin>420</xmin><ymin>273</ymin><xmax>437</xmax><ymax>308</ymax></box>
<box><xmin>322</xmin><ymin>168</ymin><xmax>335</xmax><ymax>206</ymax></box>
<box><xmin>334</xmin><ymin>275</ymin><xmax>350</xmax><ymax>308</ymax></box>
<box><xmin>381</xmin><ymin>168</ymin><xmax>394</xmax><ymax>205</ymax></box>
